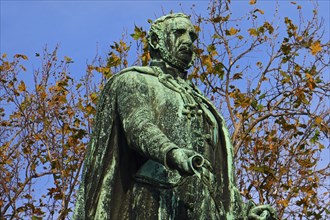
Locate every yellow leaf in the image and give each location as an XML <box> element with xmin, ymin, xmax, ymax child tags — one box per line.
<box><xmin>89</xmin><ymin>92</ymin><xmax>98</xmax><ymax>103</ymax></box>
<box><xmin>278</xmin><ymin>199</ymin><xmax>289</xmax><ymax>208</ymax></box>
<box><xmin>18</xmin><ymin>81</ymin><xmax>26</xmax><ymax>92</ymax></box>
<box><xmin>86</xmin><ymin>105</ymin><xmax>95</xmax><ymax>114</ymax></box>
<box><xmin>310</xmin><ymin>41</ymin><xmax>322</xmax><ymax>55</ymax></box>
<box><xmin>315</xmin><ymin>116</ymin><xmax>322</xmax><ymax>125</ymax></box>
<box><xmin>249</xmin><ymin>0</ymin><xmax>257</xmax><ymax>5</ymax></box>
<box><xmin>254</xmin><ymin>9</ymin><xmax>264</xmax><ymax>14</ymax></box>
<box><xmin>67</xmin><ymin>108</ymin><xmax>74</xmax><ymax>118</ymax></box>
<box><xmin>14</xmin><ymin>54</ymin><xmax>28</xmax><ymax>60</ymax></box>
<box><xmin>40</xmin><ymin>91</ymin><xmax>47</xmax><ymax>100</ymax></box>
<box><xmin>248</xmin><ymin>28</ymin><xmax>258</xmax><ymax>36</ymax></box>
<box><xmin>194</xmin><ymin>25</ymin><xmax>201</xmax><ymax>33</ymax></box>
<box><xmin>2</xmin><ymin>53</ymin><xmax>7</xmax><ymax>58</ymax></box>
<box><xmin>87</xmin><ymin>65</ymin><xmax>95</xmax><ymax>72</ymax></box>
<box><xmin>64</xmin><ymin>56</ymin><xmax>73</xmax><ymax>63</ymax></box>
<box><xmin>59</xmin><ymin>95</ymin><xmax>67</xmax><ymax>103</ymax></box>
<box><xmin>19</xmin><ymin>64</ymin><xmax>26</xmax><ymax>71</ymax></box>
<box><xmin>226</xmin><ymin>27</ymin><xmax>238</xmax><ymax>36</ymax></box>
<box><xmin>201</xmin><ymin>55</ymin><xmax>212</xmax><ymax>69</ymax></box>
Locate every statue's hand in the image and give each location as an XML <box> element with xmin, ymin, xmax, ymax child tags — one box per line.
<box><xmin>248</xmin><ymin>205</ymin><xmax>277</xmax><ymax>220</ymax></box>
<box><xmin>166</xmin><ymin>148</ymin><xmax>206</xmax><ymax>175</ymax></box>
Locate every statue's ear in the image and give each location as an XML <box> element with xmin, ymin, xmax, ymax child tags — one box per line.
<box><xmin>149</xmin><ymin>33</ymin><xmax>159</xmax><ymax>50</ymax></box>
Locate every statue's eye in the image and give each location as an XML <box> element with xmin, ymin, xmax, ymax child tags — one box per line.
<box><xmin>174</xmin><ymin>29</ymin><xmax>185</xmax><ymax>36</ymax></box>
<box><xmin>189</xmin><ymin>32</ymin><xmax>198</xmax><ymax>41</ymax></box>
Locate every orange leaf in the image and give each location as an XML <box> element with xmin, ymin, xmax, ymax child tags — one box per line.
<box><xmin>14</xmin><ymin>54</ymin><xmax>28</xmax><ymax>60</ymax></box>
<box><xmin>226</xmin><ymin>27</ymin><xmax>238</xmax><ymax>36</ymax></box>
<box><xmin>18</xmin><ymin>81</ymin><xmax>26</xmax><ymax>92</ymax></box>
<box><xmin>19</xmin><ymin>64</ymin><xmax>27</xmax><ymax>71</ymax></box>
<box><xmin>249</xmin><ymin>0</ymin><xmax>257</xmax><ymax>5</ymax></box>
<box><xmin>310</xmin><ymin>41</ymin><xmax>322</xmax><ymax>55</ymax></box>
<box><xmin>315</xmin><ymin>116</ymin><xmax>322</xmax><ymax>125</ymax></box>
<box><xmin>194</xmin><ymin>25</ymin><xmax>201</xmax><ymax>33</ymax></box>
<box><xmin>248</xmin><ymin>28</ymin><xmax>258</xmax><ymax>36</ymax></box>
<box><xmin>254</xmin><ymin>9</ymin><xmax>264</xmax><ymax>14</ymax></box>
<box><xmin>278</xmin><ymin>199</ymin><xmax>289</xmax><ymax>208</ymax></box>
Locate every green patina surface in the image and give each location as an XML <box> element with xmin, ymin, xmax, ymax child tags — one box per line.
<box><xmin>73</xmin><ymin>13</ymin><xmax>277</xmax><ymax>220</ymax></box>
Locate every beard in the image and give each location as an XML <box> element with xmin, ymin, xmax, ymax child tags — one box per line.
<box><xmin>177</xmin><ymin>45</ymin><xmax>193</xmax><ymax>64</ymax></box>
<box><xmin>158</xmin><ymin>40</ymin><xmax>194</xmax><ymax>71</ymax></box>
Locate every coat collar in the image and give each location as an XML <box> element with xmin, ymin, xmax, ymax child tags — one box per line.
<box><xmin>150</xmin><ymin>60</ymin><xmax>188</xmax><ymax>79</ymax></box>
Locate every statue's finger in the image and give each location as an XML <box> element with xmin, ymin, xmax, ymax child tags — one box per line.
<box><xmin>203</xmin><ymin>159</ymin><xmax>213</xmax><ymax>172</ymax></box>
<box><xmin>258</xmin><ymin>205</ymin><xmax>277</xmax><ymax>217</ymax></box>
<box><xmin>260</xmin><ymin>210</ymin><xmax>270</xmax><ymax>219</ymax></box>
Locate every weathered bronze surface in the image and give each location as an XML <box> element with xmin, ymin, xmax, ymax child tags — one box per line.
<box><xmin>74</xmin><ymin>13</ymin><xmax>277</xmax><ymax>220</ymax></box>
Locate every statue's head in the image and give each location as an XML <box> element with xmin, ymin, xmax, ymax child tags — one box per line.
<box><xmin>148</xmin><ymin>13</ymin><xmax>197</xmax><ymax>71</ymax></box>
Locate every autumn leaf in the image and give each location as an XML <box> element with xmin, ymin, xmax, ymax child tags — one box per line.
<box><xmin>315</xmin><ymin>116</ymin><xmax>322</xmax><ymax>125</ymax></box>
<box><xmin>254</xmin><ymin>9</ymin><xmax>264</xmax><ymax>15</ymax></box>
<box><xmin>237</xmin><ymin>35</ymin><xmax>244</xmax><ymax>40</ymax></box>
<box><xmin>263</xmin><ymin>22</ymin><xmax>274</xmax><ymax>34</ymax></box>
<box><xmin>233</xmin><ymin>72</ymin><xmax>243</xmax><ymax>80</ymax></box>
<box><xmin>130</xmin><ymin>26</ymin><xmax>146</xmax><ymax>40</ymax></box>
<box><xmin>226</xmin><ymin>27</ymin><xmax>238</xmax><ymax>36</ymax></box>
<box><xmin>248</xmin><ymin>28</ymin><xmax>258</xmax><ymax>36</ymax></box>
<box><xmin>18</xmin><ymin>81</ymin><xmax>26</xmax><ymax>92</ymax></box>
<box><xmin>14</xmin><ymin>54</ymin><xmax>28</xmax><ymax>60</ymax></box>
<box><xmin>64</xmin><ymin>56</ymin><xmax>74</xmax><ymax>63</ymax></box>
<box><xmin>19</xmin><ymin>64</ymin><xmax>27</xmax><ymax>71</ymax></box>
<box><xmin>310</xmin><ymin>41</ymin><xmax>322</xmax><ymax>55</ymax></box>
<box><xmin>249</xmin><ymin>0</ymin><xmax>257</xmax><ymax>5</ymax></box>
<box><xmin>89</xmin><ymin>92</ymin><xmax>98</xmax><ymax>104</ymax></box>
<box><xmin>278</xmin><ymin>199</ymin><xmax>289</xmax><ymax>208</ymax></box>
<box><xmin>194</xmin><ymin>25</ymin><xmax>201</xmax><ymax>33</ymax></box>
<box><xmin>201</xmin><ymin>55</ymin><xmax>213</xmax><ymax>71</ymax></box>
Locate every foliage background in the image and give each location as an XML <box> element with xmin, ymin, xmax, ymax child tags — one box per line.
<box><xmin>1</xmin><ymin>0</ymin><xmax>329</xmax><ymax>219</ymax></box>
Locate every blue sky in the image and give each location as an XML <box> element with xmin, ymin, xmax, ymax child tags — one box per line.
<box><xmin>1</xmin><ymin>0</ymin><xmax>211</xmax><ymax>79</ymax></box>
<box><xmin>1</xmin><ymin>0</ymin><xmax>329</xmax><ymax>81</ymax></box>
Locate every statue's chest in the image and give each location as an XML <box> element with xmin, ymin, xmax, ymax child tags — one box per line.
<box><xmin>152</xmin><ymin>79</ymin><xmax>219</xmax><ymax>158</ymax></box>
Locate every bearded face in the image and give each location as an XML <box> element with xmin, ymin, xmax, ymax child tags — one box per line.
<box><xmin>162</xmin><ymin>17</ymin><xmax>197</xmax><ymax>69</ymax></box>
<box><xmin>150</xmin><ymin>16</ymin><xmax>197</xmax><ymax>71</ymax></box>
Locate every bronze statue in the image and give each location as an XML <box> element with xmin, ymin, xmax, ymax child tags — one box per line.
<box><xmin>74</xmin><ymin>13</ymin><xmax>277</xmax><ymax>220</ymax></box>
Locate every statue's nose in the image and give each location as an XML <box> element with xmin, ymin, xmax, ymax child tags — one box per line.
<box><xmin>181</xmin><ymin>32</ymin><xmax>193</xmax><ymax>45</ymax></box>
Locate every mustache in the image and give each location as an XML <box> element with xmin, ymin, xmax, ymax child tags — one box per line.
<box><xmin>178</xmin><ymin>45</ymin><xmax>193</xmax><ymax>53</ymax></box>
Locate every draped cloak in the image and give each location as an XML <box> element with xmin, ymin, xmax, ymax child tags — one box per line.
<box><xmin>73</xmin><ymin>64</ymin><xmax>246</xmax><ymax>219</ymax></box>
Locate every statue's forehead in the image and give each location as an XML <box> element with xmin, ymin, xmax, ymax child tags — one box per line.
<box><xmin>164</xmin><ymin>17</ymin><xmax>194</xmax><ymax>31</ymax></box>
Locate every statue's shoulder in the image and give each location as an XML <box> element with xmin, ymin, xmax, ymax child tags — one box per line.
<box><xmin>120</xmin><ymin>66</ymin><xmax>158</xmax><ymax>77</ymax></box>
<box><xmin>108</xmin><ymin>66</ymin><xmax>159</xmax><ymax>89</ymax></box>
<box><xmin>113</xmin><ymin>66</ymin><xmax>158</xmax><ymax>81</ymax></box>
